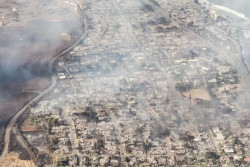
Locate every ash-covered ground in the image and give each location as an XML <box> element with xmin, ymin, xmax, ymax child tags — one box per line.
<box><xmin>0</xmin><ymin>0</ymin><xmax>83</xmax><ymax>155</ymax></box>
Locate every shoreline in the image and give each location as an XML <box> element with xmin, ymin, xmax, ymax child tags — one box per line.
<box><xmin>202</xmin><ymin>0</ymin><xmax>250</xmax><ymax>75</ymax></box>
<box><xmin>213</xmin><ymin>5</ymin><xmax>249</xmax><ymax>21</ymax></box>
<box><xmin>239</xmin><ymin>36</ymin><xmax>250</xmax><ymax>75</ymax></box>
<box><xmin>203</xmin><ymin>0</ymin><xmax>249</xmax><ymax>20</ymax></box>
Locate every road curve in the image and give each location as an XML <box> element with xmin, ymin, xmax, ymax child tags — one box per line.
<box><xmin>0</xmin><ymin>5</ymin><xmax>88</xmax><ymax>164</ymax></box>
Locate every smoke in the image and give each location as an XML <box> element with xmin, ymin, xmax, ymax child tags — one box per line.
<box><xmin>210</xmin><ymin>0</ymin><xmax>250</xmax><ymax>17</ymax></box>
<box><xmin>0</xmin><ymin>0</ymin><xmax>248</xmax><ymax>160</ymax></box>
<box><xmin>0</xmin><ymin>0</ymin><xmax>82</xmax><ymax>85</ymax></box>
<box><xmin>0</xmin><ymin>0</ymin><xmax>84</xmax><ymax>155</ymax></box>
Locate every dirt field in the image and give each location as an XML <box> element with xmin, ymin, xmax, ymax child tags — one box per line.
<box><xmin>0</xmin><ymin>153</ymin><xmax>36</xmax><ymax>167</ymax></box>
<box><xmin>183</xmin><ymin>88</ymin><xmax>212</xmax><ymax>102</ymax></box>
<box><xmin>9</xmin><ymin>132</ymin><xmax>30</xmax><ymax>160</ymax></box>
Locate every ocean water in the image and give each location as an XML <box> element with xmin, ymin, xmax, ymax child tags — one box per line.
<box><xmin>208</xmin><ymin>0</ymin><xmax>250</xmax><ymax>66</ymax></box>
<box><xmin>209</xmin><ymin>0</ymin><xmax>250</xmax><ymax>17</ymax></box>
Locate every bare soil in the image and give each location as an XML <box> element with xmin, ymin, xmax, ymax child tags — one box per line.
<box><xmin>8</xmin><ymin>132</ymin><xmax>30</xmax><ymax>160</ymax></box>
<box><xmin>183</xmin><ymin>88</ymin><xmax>212</xmax><ymax>102</ymax></box>
<box><xmin>0</xmin><ymin>153</ymin><xmax>36</xmax><ymax>167</ymax></box>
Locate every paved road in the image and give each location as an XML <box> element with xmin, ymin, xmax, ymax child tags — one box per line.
<box><xmin>145</xmin><ymin>0</ymin><xmax>250</xmax><ymax>91</ymax></box>
<box><xmin>0</xmin><ymin>72</ymin><xmax>57</xmax><ymax>164</ymax></box>
<box><xmin>0</xmin><ymin>5</ymin><xmax>88</xmax><ymax>164</ymax></box>
<box><xmin>64</xmin><ymin>105</ymin><xmax>79</xmax><ymax>155</ymax></box>
<box><xmin>13</xmin><ymin>127</ymin><xmax>36</xmax><ymax>160</ymax></box>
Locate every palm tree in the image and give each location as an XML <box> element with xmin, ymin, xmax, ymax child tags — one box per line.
<box><xmin>125</xmin><ymin>157</ymin><xmax>130</xmax><ymax>167</ymax></box>
<box><xmin>143</xmin><ymin>140</ymin><xmax>152</xmax><ymax>161</ymax></box>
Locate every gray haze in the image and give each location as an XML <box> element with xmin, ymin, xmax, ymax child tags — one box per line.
<box><xmin>209</xmin><ymin>0</ymin><xmax>250</xmax><ymax>17</ymax></box>
<box><xmin>0</xmin><ymin>20</ymin><xmax>81</xmax><ymax>81</ymax></box>
<box><xmin>0</xmin><ymin>0</ymin><xmax>82</xmax><ymax>83</ymax></box>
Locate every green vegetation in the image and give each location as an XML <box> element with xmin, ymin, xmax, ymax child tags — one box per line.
<box><xmin>49</xmin><ymin>118</ymin><xmax>59</xmax><ymax>126</ymax></box>
<box><xmin>80</xmin><ymin>106</ymin><xmax>99</xmax><ymax>123</ymax></box>
<box><xmin>175</xmin><ymin>82</ymin><xmax>193</xmax><ymax>92</ymax></box>
<box><xmin>48</xmin><ymin>118</ymin><xmax>59</xmax><ymax>134</ymax></box>
<box><xmin>205</xmin><ymin>152</ymin><xmax>218</xmax><ymax>159</ymax></box>
<box><xmin>57</xmin><ymin>156</ymin><xmax>69</xmax><ymax>166</ymax></box>
<box><xmin>94</xmin><ymin>139</ymin><xmax>105</xmax><ymax>155</ymax></box>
